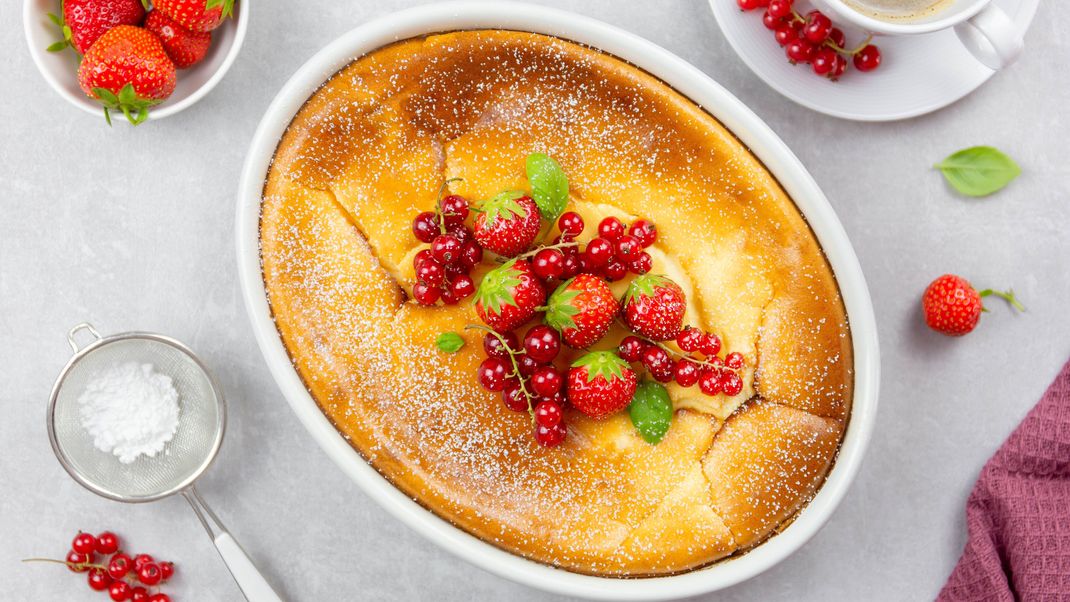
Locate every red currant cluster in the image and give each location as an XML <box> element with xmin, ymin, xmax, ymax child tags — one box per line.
<box><xmin>36</xmin><ymin>531</ymin><xmax>174</xmax><ymax>601</ymax></box>
<box><xmin>411</xmin><ymin>193</ymin><xmax>482</xmax><ymax>306</ymax></box>
<box><xmin>476</xmin><ymin>324</ymin><xmax>568</xmax><ymax>448</ymax></box>
<box><xmin>739</xmin><ymin>0</ymin><xmax>881</xmax><ymax>80</ymax></box>
<box><xmin>576</xmin><ymin>215</ymin><xmax>657</xmax><ymax>281</ymax></box>
<box><xmin>619</xmin><ymin>327</ymin><xmax>745</xmax><ymax>396</ymax></box>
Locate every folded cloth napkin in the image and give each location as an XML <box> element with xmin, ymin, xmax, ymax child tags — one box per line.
<box><xmin>938</xmin><ymin>358</ymin><xmax>1070</xmax><ymax>601</ymax></box>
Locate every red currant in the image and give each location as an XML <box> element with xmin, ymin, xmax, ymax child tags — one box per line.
<box><xmin>108</xmin><ymin>553</ymin><xmax>133</xmax><ymax>579</ymax></box>
<box><xmin>628</xmin><ymin>252</ymin><xmax>652</xmax><ymax>275</ymax></box>
<box><xmin>517</xmin><ymin>354</ymin><xmax>541</xmax><ymax>377</ymax></box>
<box><xmin>802</xmin><ymin>11</ymin><xmax>832</xmax><ymax>43</ymax></box>
<box><xmin>66</xmin><ymin>549</ymin><xmax>92</xmax><ymax>572</ymax></box>
<box><xmin>721</xmin><ymin>371</ymin><xmax>744</xmax><ymax>396</ymax></box>
<box><xmin>762</xmin><ymin>9</ymin><xmax>782</xmax><ymax>29</ymax></box>
<box><xmin>96</xmin><ymin>532</ymin><xmax>120</xmax><ymax>554</ymax></box>
<box><xmin>524</xmin><ymin>325</ymin><xmax>561</xmax><ymax>363</ymax></box>
<box><xmin>431</xmin><ymin>234</ymin><xmax>462</xmax><ymax>265</ymax></box>
<box><xmin>450</xmin><ymin>275</ymin><xmax>475</xmax><ymax>301</ymax></box>
<box><xmin>674</xmin><ymin>359</ymin><xmax>701</xmax><ymax>387</ymax></box>
<box><xmin>159</xmin><ymin>561</ymin><xmax>174</xmax><ymax>581</ymax></box>
<box><xmin>148</xmin><ymin>595</ymin><xmax>171</xmax><ymax>602</ymax></box>
<box><xmin>414</xmin><ymin>249</ymin><xmax>434</xmax><ymax>270</ymax></box>
<box><xmin>628</xmin><ymin>219</ymin><xmax>658</xmax><ymax>247</ymax></box>
<box><xmin>614</xmin><ymin>235</ymin><xmax>642</xmax><ymax>262</ymax></box>
<box><xmin>828</xmin><ymin>27</ymin><xmax>846</xmax><ymax>48</ymax></box>
<box><xmin>737</xmin><ymin>0</ymin><xmax>767</xmax><ymax>9</ymax></box>
<box><xmin>131</xmin><ymin>587</ymin><xmax>149</xmax><ymax>602</ymax></box>
<box><xmin>675</xmin><ymin>327</ymin><xmax>703</xmax><ymax>353</ymax></box>
<box><xmin>561</xmin><ymin>254</ymin><xmax>582</xmax><ymax>279</ymax></box>
<box><xmin>440</xmin><ymin>194</ymin><xmax>469</xmax><ymax>226</ymax></box>
<box><xmin>137</xmin><ymin>562</ymin><xmax>162</xmax><ymax>586</ymax></box>
<box><xmin>132</xmin><ymin>554</ymin><xmax>154</xmax><ymax>570</ymax></box>
<box><xmin>109</xmin><ymin>580</ymin><xmax>132</xmax><ymax>601</ymax></box>
<box><xmin>477</xmin><ymin>358</ymin><xmax>508</xmax><ymax>392</ymax></box>
<box><xmin>603</xmin><ymin>259</ymin><xmax>627</xmax><ymax>281</ymax></box>
<box><xmin>88</xmin><ymin>567</ymin><xmax>113</xmax><ymax>591</ymax></box>
<box><xmin>447</xmin><ymin>223</ymin><xmax>472</xmax><ymax>244</ymax></box>
<box><xmin>699</xmin><ymin>370</ymin><xmax>723</xmax><ymax>396</ymax></box>
<box><xmin>812</xmin><ymin>47</ymin><xmax>838</xmax><ymax>76</ymax></box>
<box><xmin>766</xmin><ymin>0</ymin><xmax>793</xmax><ymax>19</ymax></box>
<box><xmin>412</xmin><ymin>282</ymin><xmax>440</xmax><ymax>306</ymax></box>
<box><xmin>416</xmin><ymin>260</ymin><xmax>444</xmax><ymax>287</ymax></box>
<box><xmin>502</xmin><ymin>380</ymin><xmax>530</xmax><ymax>412</ymax></box>
<box><xmin>531</xmin><ymin>366</ymin><xmax>564</xmax><ymax>397</ymax></box>
<box><xmin>583</xmin><ymin>237</ymin><xmax>614</xmax><ymax>268</ymax></box>
<box><xmin>531</xmin><ymin>248</ymin><xmax>565</xmax><ymax>280</ymax></box>
<box><xmin>725</xmin><ymin>352</ymin><xmax>745</xmax><ymax>370</ymax></box>
<box><xmin>535</xmin><ymin>422</ymin><xmax>567</xmax><ymax>447</ymax></box>
<box><xmin>412</xmin><ymin>211</ymin><xmax>439</xmax><ymax>243</ymax></box>
<box><xmin>72</xmin><ymin>532</ymin><xmax>97</xmax><ymax>554</ymax></box>
<box><xmin>597</xmin><ymin>216</ymin><xmax>625</xmax><ymax>241</ymax></box>
<box><xmin>830</xmin><ymin>54</ymin><xmax>847</xmax><ymax>80</ymax></box>
<box><xmin>558</xmin><ymin>212</ymin><xmax>584</xmax><ymax>237</ymax></box>
<box><xmin>701</xmin><ymin>333</ymin><xmax>722</xmax><ymax>357</ymax></box>
<box><xmin>460</xmin><ymin>241</ymin><xmax>483</xmax><ymax>269</ymax></box>
<box><xmin>774</xmin><ymin>22</ymin><xmax>799</xmax><ymax>46</ymax></box>
<box><xmin>618</xmin><ymin>336</ymin><xmax>647</xmax><ymax>362</ymax></box>
<box><xmin>534</xmin><ymin>400</ymin><xmax>563</xmax><ymax>427</ymax></box>
<box><xmin>786</xmin><ymin>39</ymin><xmax>816</xmax><ymax>63</ymax></box>
<box><xmin>641</xmin><ymin>346</ymin><xmax>673</xmax><ymax>383</ymax></box>
<box><xmin>854</xmin><ymin>44</ymin><xmax>881</xmax><ymax>72</ymax></box>
<box><xmin>483</xmin><ymin>331</ymin><xmax>518</xmax><ymax>360</ymax></box>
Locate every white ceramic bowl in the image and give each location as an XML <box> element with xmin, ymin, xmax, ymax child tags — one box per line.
<box><xmin>22</xmin><ymin>0</ymin><xmax>248</xmax><ymax>123</ymax></box>
<box><xmin>235</xmin><ymin>3</ymin><xmax>881</xmax><ymax>599</ymax></box>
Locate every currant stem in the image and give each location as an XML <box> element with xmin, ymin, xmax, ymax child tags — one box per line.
<box><xmin>515</xmin><ymin>241</ymin><xmax>579</xmax><ymax>261</ymax></box>
<box><xmin>435</xmin><ymin>177</ymin><xmax>464</xmax><ymax>234</ymax></box>
<box><xmin>789</xmin><ymin>9</ymin><xmax>873</xmax><ymax>56</ymax></box>
<box><xmin>22</xmin><ymin>558</ymin><xmax>107</xmax><ymax>571</ymax></box>
<box><xmin>979</xmin><ymin>289</ymin><xmax>1026</xmax><ymax>312</ymax></box>
<box><xmin>464</xmin><ymin>324</ymin><xmax>538</xmax><ymax>420</ymax></box>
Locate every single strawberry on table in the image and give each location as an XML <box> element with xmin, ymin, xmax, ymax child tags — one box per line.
<box><xmin>152</xmin><ymin>0</ymin><xmax>235</xmax><ymax>33</ymax></box>
<box><xmin>621</xmin><ymin>274</ymin><xmax>687</xmax><ymax>341</ymax></box>
<box><xmin>544</xmin><ymin>274</ymin><xmax>619</xmax><ymax>348</ymax></box>
<box><xmin>473</xmin><ymin>191</ymin><xmax>541</xmax><ymax>258</ymax></box>
<box><xmin>474</xmin><ymin>259</ymin><xmax>546</xmax><ymax>332</ymax></box>
<box><xmin>567</xmin><ymin>350</ymin><xmax>638</xmax><ymax>420</ymax></box>
<box><xmin>77</xmin><ymin>25</ymin><xmax>176</xmax><ymax>125</ymax></box>
<box><xmin>922</xmin><ymin>273</ymin><xmax>1024</xmax><ymax>336</ymax></box>
<box><xmin>145</xmin><ymin>9</ymin><xmax>211</xmax><ymax>68</ymax></box>
<box><xmin>48</xmin><ymin>0</ymin><xmax>146</xmax><ymax>54</ymax></box>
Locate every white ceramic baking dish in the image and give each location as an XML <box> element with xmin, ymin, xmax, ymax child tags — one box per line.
<box><xmin>235</xmin><ymin>3</ymin><xmax>880</xmax><ymax>599</ymax></box>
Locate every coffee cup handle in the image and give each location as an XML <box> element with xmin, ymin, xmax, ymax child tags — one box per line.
<box><xmin>953</xmin><ymin>3</ymin><xmax>1023</xmax><ymax>70</ymax></box>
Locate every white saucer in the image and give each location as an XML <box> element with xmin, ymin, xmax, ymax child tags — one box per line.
<box><xmin>709</xmin><ymin>0</ymin><xmax>1039</xmax><ymax>121</ymax></box>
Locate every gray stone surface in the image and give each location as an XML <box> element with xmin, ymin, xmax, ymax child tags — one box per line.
<box><xmin>2</xmin><ymin>0</ymin><xmax>1068</xmax><ymax>600</ymax></box>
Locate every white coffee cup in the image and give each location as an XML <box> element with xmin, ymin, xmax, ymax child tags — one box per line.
<box><xmin>812</xmin><ymin>0</ymin><xmax>1023</xmax><ymax>70</ymax></box>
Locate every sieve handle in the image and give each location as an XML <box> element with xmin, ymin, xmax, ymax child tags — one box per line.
<box><xmin>184</xmin><ymin>487</ymin><xmax>285</xmax><ymax>602</ymax></box>
<box><xmin>67</xmin><ymin>323</ymin><xmax>102</xmax><ymax>353</ymax></box>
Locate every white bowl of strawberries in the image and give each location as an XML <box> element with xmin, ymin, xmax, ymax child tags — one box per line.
<box><xmin>23</xmin><ymin>0</ymin><xmax>247</xmax><ymax>125</ymax></box>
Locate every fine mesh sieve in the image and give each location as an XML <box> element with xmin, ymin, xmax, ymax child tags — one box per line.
<box><xmin>48</xmin><ymin>324</ymin><xmax>283</xmax><ymax>601</ymax></box>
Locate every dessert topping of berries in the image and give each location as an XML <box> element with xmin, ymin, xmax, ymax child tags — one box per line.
<box><xmin>543</xmin><ymin>274</ymin><xmax>619</xmax><ymax>349</ymax></box>
<box><xmin>410</xmin><ymin>185</ymin><xmax>482</xmax><ymax>306</ymax></box>
<box><xmin>922</xmin><ymin>274</ymin><xmax>1024</xmax><ymax>336</ymax></box>
<box><xmin>567</xmin><ymin>351</ymin><xmax>639</xmax><ymax>420</ymax></box>
<box><xmin>473</xmin><ymin>191</ymin><xmax>541</xmax><ymax>257</ymax></box>
<box><xmin>622</xmin><ymin>274</ymin><xmax>687</xmax><ymax>341</ymax></box>
<box><xmin>473</xmin><ymin>259</ymin><xmax>546</xmax><ymax>332</ymax></box>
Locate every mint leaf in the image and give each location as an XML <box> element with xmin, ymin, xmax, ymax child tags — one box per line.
<box><xmin>435</xmin><ymin>332</ymin><xmax>465</xmax><ymax>353</ymax></box>
<box><xmin>526</xmin><ymin>153</ymin><xmax>569</xmax><ymax>222</ymax></box>
<box><xmin>629</xmin><ymin>381</ymin><xmax>673</xmax><ymax>444</ymax></box>
<box><xmin>935</xmin><ymin>146</ymin><xmax>1021</xmax><ymax>197</ymax></box>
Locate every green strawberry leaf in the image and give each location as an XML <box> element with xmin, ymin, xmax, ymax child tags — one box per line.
<box><xmin>623</xmin><ymin>273</ymin><xmax>673</xmax><ymax>305</ymax></box>
<box><xmin>206</xmin><ymin>0</ymin><xmax>236</xmax><ymax>18</ymax></box>
<box><xmin>525</xmin><ymin>153</ymin><xmax>569</xmax><ymax>223</ymax></box>
<box><xmin>479</xmin><ymin>190</ymin><xmax>527</xmax><ymax>224</ymax></box>
<box><xmin>629</xmin><ymin>381</ymin><xmax>673</xmax><ymax>444</ymax></box>
<box><xmin>92</xmin><ymin>84</ymin><xmax>158</xmax><ymax>126</ymax></box>
<box><xmin>46</xmin><ymin>40</ymin><xmax>68</xmax><ymax>52</ymax></box>
<box><xmin>435</xmin><ymin>332</ymin><xmax>465</xmax><ymax>353</ymax></box>
<box><xmin>934</xmin><ymin>146</ymin><xmax>1021</xmax><ymax>197</ymax></box>
<box><xmin>474</xmin><ymin>259</ymin><xmax>523</xmax><ymax>315</ymax></box>
<box><xmin>572</xmin><ymin>350</ymin><xmax>628</xmax><ymax>383</ymax></box>
<box><xmin>544</xmin><ymin>278</ymin><xmax>581</xmax><ymax>332</ymax></box>
<box><xmin>47</xmin><ymin>12</ymin><xmax>63</xmax><ymax>26</ymax></box>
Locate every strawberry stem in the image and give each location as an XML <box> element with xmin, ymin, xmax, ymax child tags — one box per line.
<box><xmin>464</xmin><ymin>324</ymin><xmax>538</xmax><ymax>421</ymax></box>
<box><xmin>979</xmin><ymin>288</ymin><xmax>1026</xmax><ymax>312</ymax></box>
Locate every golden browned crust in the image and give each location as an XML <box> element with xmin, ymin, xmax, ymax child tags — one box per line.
<box><xmin>260</xmin><ymin>30</ymin><xmax>853</xmax><ymax>575</ymax></box>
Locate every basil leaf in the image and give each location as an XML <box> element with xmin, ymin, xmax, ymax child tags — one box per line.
<box><xmin>628</xmin><ymin>381</ymin><xmax>673</xmax><ymax>444</ymax></box>
<box><xmin>435</xmin><ymin>332</ymin><xmax>465</xmax><ymax>353</ymax></box>
<box><xmin>525</xmin><ymin>153</ymin><xmax>569</xmax><ymax>223</ymax></box>
<box><xmin>935</xmin><ymin>146</ymin><xmax>1021</xmax><ymax>197</ymax></box>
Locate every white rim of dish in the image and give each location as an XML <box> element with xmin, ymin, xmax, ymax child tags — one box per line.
<box><xmin>235</xmin><ymin>2</ymin><xmax>880</xmax><ymax>599</ymax></box>
<box><xmin>21</xmin><ymin>0</ymin><xmax>249</xmax><ymax>121</ymax></box>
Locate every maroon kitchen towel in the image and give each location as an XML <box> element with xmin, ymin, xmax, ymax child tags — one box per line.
<box><xmin>938</xmin><ymin>358</ymin><xmax>1070</xmax><ymax>601</ymax></box>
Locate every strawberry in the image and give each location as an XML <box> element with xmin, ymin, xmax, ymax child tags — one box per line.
<box><xmin>567</xmin><ymin>351</ymin><xmax>638</xmax><ymax>420</ymax></box>
<box><xmin>145</xmin><ymin>9</ymin><xmax>211</xmax><ymax>68</ymax></box>
<box><xmin>47</xmin><ymin>0</ymin><xmax>146</xmax><ymax>55</ymax></box>
<box><xmin>474</xmin><ymin>259</ymin><xmax>546</xmax><ymax>332</ymax></box>
<box><xmin>621</xmin><ymin>274</ymin><xmax>687</xmax><ymax>340</ymax></box>
<box><xmin>77</xmin><ymin>25</ymin><xmax>176</xmax><ymax>125</ymax></box>
<box><xmin>544</xmin><ymin>274</ymin><xmax>619</xmax><ymax>348</ymax></box>
<box><xmin>473</xmin><ymin>192</ymin><xmax>541</xmax><ymax>258</ymax></box>
<box><xmin>152</xmin><ymin>0</ymin><xmax>235</xmax><ymax>33</ymax></box>
<box><xmin>922</xmin><ymin>274</ymin><xmax>1024</xmax><ymax>336</ymax></box>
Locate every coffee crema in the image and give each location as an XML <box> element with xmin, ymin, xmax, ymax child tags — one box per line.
<box><xmin>843</xmin><ymin>0</ymin><xmax>956</xmax><ymax>21</ymax></box>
